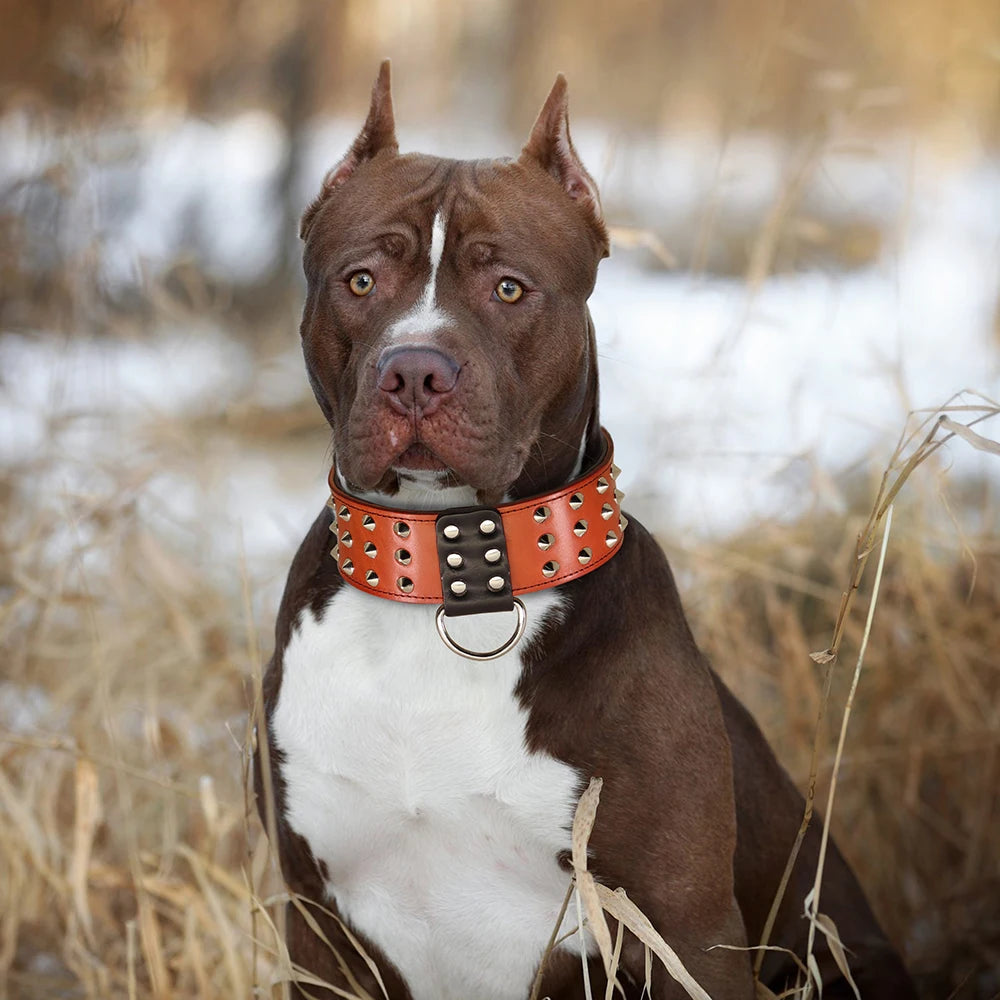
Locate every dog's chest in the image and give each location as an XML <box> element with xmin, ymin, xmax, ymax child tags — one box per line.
<box><xmin>271</xmin><ymin>587</ymin><xmax>585</xmax><ymax>1000</ymax></box>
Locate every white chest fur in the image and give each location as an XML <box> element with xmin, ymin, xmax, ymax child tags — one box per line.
<box><xmin>271</xmin><ymin>587</ymin><xmax>586</xmax><ymax>1000</ymax></box>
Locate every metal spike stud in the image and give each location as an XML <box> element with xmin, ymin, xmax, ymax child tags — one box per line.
<box><xmin>601</xmin><ymin>504</ymin><xmax>614</xmax><ymax>520</ymax></box>
<box><xmin>397</xmin><ymin>577</ymin><xmax>414</xmax><ymax>594</ymax></box>
<box><xmin>569</xmin><ymin>493</ymin><xmax>584</xmax><ymax>510</ymax></box>
<box><xmin>365</xmin><ymin>569</ymin><xmax>379</xmax><ymax>586</ymax></box>
<box><xmin>362</xmin><ymin>514</ymin><xmax>376</xmax><ymax>531</ymax></box>
<box><xmin>363</xmin><ymin>541</ymin><xmax>377</xmax><ymax>557</ymax></box>
<box><xmin>573</xmin><ymin>520</ymin><xmax>588</xmax><ymax>537</ymax></box>
<box><xmin>542</xmin><ymin>561</ymin><xmax>560</xmax><ymax>578</ymax></box>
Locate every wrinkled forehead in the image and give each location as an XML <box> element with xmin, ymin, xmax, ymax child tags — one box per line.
<box><xmin>307</xmin><ymin>152</ymin><xmax>601</xmax><ymax>285</ymax></box>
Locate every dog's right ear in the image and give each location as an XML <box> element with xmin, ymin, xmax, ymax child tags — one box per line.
<box><xmin>300</xmin><ymin>60</ymin><xmax>398</xmax><ymax>240</ymax></box>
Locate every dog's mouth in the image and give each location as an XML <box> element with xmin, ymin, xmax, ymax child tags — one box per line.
<box><xmin>393</xmin><ymin>442</ymin><xmax>450</xmax><ymax>474</ymax></box>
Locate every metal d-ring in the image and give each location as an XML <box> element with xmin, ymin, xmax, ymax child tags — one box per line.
<box><xmin>435</xmin><ymin>598</ymin><xmax>527</xmax><ymax>661</ymax></box>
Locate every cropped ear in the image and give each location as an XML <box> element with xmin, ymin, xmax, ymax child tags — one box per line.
<box><xmin>300</xmin><ymin>60</ymin><xmax>398</xmax><ymax>239</ymax></box>
<box><xmin>520</xmin><ymin>75</ymin><xmax>608</xmax><ymax>257</ymax></box>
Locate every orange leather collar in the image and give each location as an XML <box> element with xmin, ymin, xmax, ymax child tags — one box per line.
<box><xmin>327</xmin><ymin>432</ymin><xmax>627</xmax><ymax>606</ymax></box>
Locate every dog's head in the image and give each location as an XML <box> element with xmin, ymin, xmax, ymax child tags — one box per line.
<box><xmin>300</xmin><ymin>62</ymin><xmax>609</xmax><ymax>508</ymax></box>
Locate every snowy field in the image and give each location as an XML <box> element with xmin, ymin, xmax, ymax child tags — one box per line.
<box><xmin>3</xmin><ymin>111</ymin><xmax>999</xmax><ymax>588</ymax></box>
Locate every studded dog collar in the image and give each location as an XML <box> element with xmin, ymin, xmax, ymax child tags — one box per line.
<box><xmin>327</xmin><ymin>431</ymin><xmax>627</xmax><ymax>659</ymax></box>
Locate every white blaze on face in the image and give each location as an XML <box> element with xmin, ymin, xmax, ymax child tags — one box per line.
<box><xmin>388</xmin><ymin>210</ymin><xmax>453</xmax><ymax>341</ymax></box>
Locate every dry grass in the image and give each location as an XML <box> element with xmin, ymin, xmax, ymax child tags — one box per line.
<box><xmin>2</xmin><ymin>382</ymin><xmax>998</xmax><ymax>999</ymax></box>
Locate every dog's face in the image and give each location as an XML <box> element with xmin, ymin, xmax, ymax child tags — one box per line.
<box><xmin>300</xmin><ymin>64</ymin><xmax>609</xmax><ymax>506</ymax></box>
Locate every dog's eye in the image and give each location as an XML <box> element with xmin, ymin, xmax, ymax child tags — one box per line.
<box><xmin>349</xmin><ymin>271</ymin><xmax>376</xmax><ymax>297</ymax></box>
<box><xmin>494</xmin><ymin>278</ymin><xmax>524</xmax><ymax>304</ymax></box>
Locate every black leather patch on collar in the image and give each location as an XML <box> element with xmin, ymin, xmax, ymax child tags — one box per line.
<box><xmin>435</xmin><ymin>508</ymin><xmax>515</xmax><ymax>617</ymax></box>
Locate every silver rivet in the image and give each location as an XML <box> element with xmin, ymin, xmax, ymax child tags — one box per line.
<box><xmin>338</xmin><ymin>505</ymin><xmax>350</xmax><ymax>520</ymax></box>
<box><xmin>612</xmin><ymin>464</ymin><xmax>622</xmax><ymax>478</ymax></box>
<box><xmin>573</xmin><ymin>520</ymin><xmax>588</xmax><ymax>537</ymax></box>
<box><xmin>450</xmin><ymin>580</ymin><xmax>467</xmax><ymax>596</ymax></box>
<box><xmin>362</xmin><ymin>514</ymin><xmax>376</xmax><ymax>531</ymax></box>
<box><xmin>601</xmin><ymin>503</ymin><xmax>614</xmax><ymax>520</ymax></box>
<box><xmin>342</xmin><ymin>559</ymin><xmax>354</xmax><ymax>575</ymax></box>
<box><xmin>341</xmin><ymin>531</ymin><xmax>353</xmax><ymax>547</ymax></box>
<box><xmin>397</xmin><ymin>576</ymin><xmax>414</xmax><ymax>593</ymax></box>
<box><xmin>479</xmin><ymin>518</ymin><xmax>496</xmax><ymax>535</ymax></box>
<box><xmin>537</xmin><ymin>533</ymin><xmax>554</xmax><ymax>551</ymax></box>
<box><xmin>596</xmin><ymin>477</ymin><xmax>609</xmax><ymax>494</ymax></box>
<box><xmin>443</xmin><ymin>524</ymin><xmax>460</xmax><ymax>540</ymax></box>
<box><xmin>365</xmin><ymin>569</ymin><xmax>379</xmax><ymax>586</ymax></box>
<box><xmin>542</xmin><ymin>560</ymin><xmax>560</xmax><ymax>578</ymax></box>
<box><xmin>485</xmin><ymin>548</ymin><xmax>501</xmax><ymax>564</ymax></box>
<box><xmin>578</xmin><ymin>547</ymin><xmax>592</xmax><ymax>565</ymax></box>
<box><xmin>605</xmin><ymin>531</ymin><xmax>618</xmax><ymax>547</ymax></box>
<box><xmin>488</xmin><ymin>576</ymin><xmax>505</xmax><ymax>592</ymax></box>
<box><xmin>447</xmin><ymin>553</ymin><xmax>463</xmax><ymax>568</ymax></box>
<box><xmin>363</xmin><ymin>541</ymin><xmax>377</xmax><ymax>557</ymax></box>
<box><xmin>569</xmin><ymin>493</ymin><xmax>584</xmax><ymax>510</ymax></box>
<box><xmin>394</xmin><ymin>521</ymin><xmax>410</xmax><ymax>538</ymax></box>
<box><xmin>533</xmin><ymin>505</ymin><xmax>551</xmax><ymax>523</ymax></box>
<box><xmin>395</xmin><ymin>548</ymin><xmax>411</xmax><ymax>565</ymax></box>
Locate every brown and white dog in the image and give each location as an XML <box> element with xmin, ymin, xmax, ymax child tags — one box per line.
<box><xmin>257</xmin><ymin>63</ymin><xmax>917</xmax><ymax>999</ymax></box>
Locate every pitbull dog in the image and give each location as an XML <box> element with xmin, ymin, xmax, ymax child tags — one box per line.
<box><xmin>257</xmin><ymin>63</ymin><xmax>917</xmax><ymax>999</ymax></box>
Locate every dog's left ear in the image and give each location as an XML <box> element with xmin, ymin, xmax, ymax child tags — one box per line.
<box><xmin>520</xmin><ymin>75</ymin><xmax>609</xmax><ymax>257</ymax></box>
<box><xmin>300</xmin><ymin>60</ymin><xmax>399</xmax><ymax>240</ymax></box>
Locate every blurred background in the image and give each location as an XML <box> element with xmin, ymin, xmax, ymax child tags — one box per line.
<box><xmin>1</xmin><ymin>1</ymin><xmax>999</xmax><ymax>997</ymax></box>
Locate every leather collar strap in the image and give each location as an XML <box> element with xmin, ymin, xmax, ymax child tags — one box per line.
<box><xmin>327</xmin><ymin>432</ymin><xmax>627</xmax><ymax>610</ymax></box>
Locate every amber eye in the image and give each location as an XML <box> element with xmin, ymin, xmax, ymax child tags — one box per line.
<box><xmin>349</xmin><ymin>271</ymin><xmax>375</xmax><ymax>296</ymax></box>
<box><xmin>494</xmin><ymin>278</ymin><xmax>524</xmax><ymax>304</ymax></box>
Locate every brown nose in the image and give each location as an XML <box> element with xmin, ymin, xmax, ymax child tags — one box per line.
<box><xmin>377</xmin><ymin>346</ymin><xmax>460</xmax><ymax>416</ymax></box>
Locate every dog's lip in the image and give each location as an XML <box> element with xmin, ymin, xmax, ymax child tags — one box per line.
<box><xmin>392</xmin><ymin>442</ymin><xmax>451</xmax><ymax>473</ymax></box>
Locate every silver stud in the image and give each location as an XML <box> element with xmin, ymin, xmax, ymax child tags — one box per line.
<box><xmin>485</xmin><ymin>548</ymin><xmax>501</xmax><ymax>564</ymax></box>
<box><xmin>395</xmin><ymin>548</ymin><xmax>411</xmax><ymax>565</ymax></box>
<box><xmin>394</xmin><ymin>521</ymin><xmax>410</xmax><ymax>538</ymax></box>
<box><xmin>447</xmin><ymin>553</ymin><xmax>463</xmax><ymax>568</ymax></box>
<box><xmin>329</xmin><ymin>545</ymin><xmax>338</xmax><ymax>559</ymax></box>
<box><xmin>542</xmin><ymin>560</ymin><xmax>560</xmax><ymax>578</ymax></box>
<box><xmin>365</xmin><ymin>569</ymin><xmax>379</xmax><ymax>586</ymax></box>
<box><xmin>479</xmin><ymin>518</ymin><xmax>496</xmax><ymax>535</ymax></box>
<box><xmin>605</xmin><ymin>531</ymin><xmax>618</xmax><ymax>547</ymax></box>
<box><xmin>397</xmin><ymin>576</ymin><xmax>414</xmax><ymax>594</ymax></box>
<box><xmin>341</xmin><ymin>531</ymin><xmax>353</xmax><ymax>547</ymax></box>
<box><xmin>612</xmin><ymin>464</ymin><xmax>622</xmax><ymax>478</ymax></box>
<box><xmin>578</xmin><ymin>547</ymin><xmax>592</xmax><ymax>565</ymax></box>
<box><xmin>596</xmin><ymin>477</ymin><xmax>609</xmax><ymax>494</ymax></box>
<box><xmin>443</xmin><ymin>524</ymin><xmax>460</xmax><ymax>540</ymax></box>
<box><xmin>487</xmin><ymin>576</ymin><xmax>505</xmax><ymax>592</ymax></box>
<box><xmin>362</xmin><ymin>514</ymin><xmax>376</xmax><ymax>531</ymax></box>
<box><xmin>342</xmin><ymin>558</ymin><xmax>354</xmax><ymax>575</ymax></box>
<box><xmin>533</xmin><ymin>505</ymin><xmax>551</xmax><ymax>523</ymax></box>
<box><xmin>363</xmin><ymin>541</ymin><xmax>377</xmax><ymax>558</ymax></box>
<box><xmin>450</xmin><ymin>580</ymin><xmax>467</xmax><ymax>596</ymax></box>
<box><xmin>573</xmin><ymin>520</ymin><xmax>588</xmax><ymax>537</ymax></box>
<box><xmin>537</xmin><ymin>533</ymin><xmax>554</xmax><ymax>551</ymax></box>
<box><xmin>601</xmin><ymin>503</ymin><xmax>614</xmax><ymax>520</ymax></box>
<box><xmin>338</xmin><ymin>505</ymin><xmax>350</xmax><ymax>520</ymax></box>
<box><xmin>328</xmin><ymin>519</ymin><xmax>338</xmax><ymax>534</ymax></box>
<box><xmin>619</xmin><ymin>514</ymin><xmax>629</xmax><ymax>533</ymax></box>
<box><xmin>615</xmin><ymin>489</ymin><xmax>625</xmax><ymax>503</ymax></box>
<box><xmin>569</xmin><ymin>492</ymin><xmax>584</xmax><ymax>510</ymax></box>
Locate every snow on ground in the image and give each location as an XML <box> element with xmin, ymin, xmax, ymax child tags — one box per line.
<box><xmin>2</xmin><ymin>112</ymin><xmax>998</xmax><ymax>583</ymax></box>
